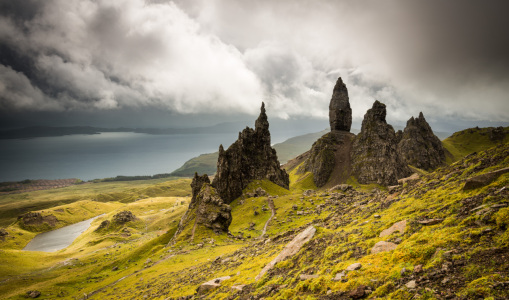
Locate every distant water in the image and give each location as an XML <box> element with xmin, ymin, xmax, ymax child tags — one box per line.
<box><xmin>0</xmin><ymin>131</ymin><xmax>298</xmax><ymax>182</ymax></box>
<box><xmin>23</xmin><ymin>214</ymin><xmax>103</xmax><ymax>252</ymax></box>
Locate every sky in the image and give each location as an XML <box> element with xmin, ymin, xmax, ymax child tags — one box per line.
<box><xmin>0</xmin><ymin>0</ymin><xmax>508</xmax><ymax>132</ymax></box>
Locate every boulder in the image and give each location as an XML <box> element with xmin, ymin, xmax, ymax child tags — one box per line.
<box><xmin>212</xmin><ymin>103</ymin><xmax>289</xmax><ymax>203</ymax></box>
<box><xmin>371</xmin><ymin>241</ymin><xmax>398</xmax><ymax>254</ymax></box>
<box><xmin>329</xmin><ymin>77</ymin><xmax>352</xmax><ymax>132</ymax></box>
<box><xmin>351</xmin><ymin>100</ymin><xmax>412</xmax><ymax>186</ymax></box>
<box><xmin>255</xmin><ymin>225</ymin><xmax>316</xmax><ymax>281</ymax></box>
<box><xmin>194</xmin><ymin>184</ymin><xmax>232</xmax><ymax>233</ymax></box>
<box><xmin>196</xmin><ymin>276</ymin><xmax>231</xmax><ymax>294</ymax></box>
<box><xmin>25</xmin><ymin>290</ymin><xmax>41</xmax><ymax>298</ymax></box>
<box><xmin>348</xmin><ymin>285</ymin><xmax>366</xmax><ymax>299</ymax></box>
<box><xmin>397</xmin><ymin>112</ymin><xmax>446</xmax><ymax>171</ymax></box>
<box><xmin>379</xmin><ymin>220</ymin><xmax>407</xmax><ymax>237</ymax></box>
<box><xmin>463</xmin><ymin>167</ymin><xmax>509</xmax><ymax>190</ymax></box>
<box><xmin>417</xmin><ymin>218</ymin><xmax>443</xmax><ymax>226</ymax></box>
<box><xmin>346</xmin><ymin>262</ymin><xmax>362</xmax><ymax>271</ymax></box>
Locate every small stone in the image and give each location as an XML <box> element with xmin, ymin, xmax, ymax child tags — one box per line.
<box><xmin>405</xmin><ymin>280</ymin><xmax>417</xmax><ymax>289</ymax></box>
<box><xmin>400</xmin><ymin>267</ymin><xmax>407</xmax><ymax>276</ymax></box>
<box><xmin>26</xmin><ymin>290</ymin><xmax>41</xmax><ymax>298</ymax></box>
<box><xmin>374</xmin><ymin>214</ymin><xmax>381</xmax><ymax>219</ymax></box>
<box><xmin>413</xmin><ymin>264</ymin><xmax>423</xmax><ymax>273</ymax></box>
<box><xmin>197</xmin><ymin>276</ymin><xmax>231</xmax><ymax>294</ymax></box>
<box><xmin>371</xmin><ymin>241</ymin><xmax>398</xmax><ymax>254</ymax></box>
<box><xmin>299</xmin><ymin>274</ymin><xmax>319</xmax><ymax>280</ymax></box>
<box><xmin>417</xmin><ymin>218</ymin><xmax>444</xmax><ymax>226</ymax></box>
<box><xmin>348</xmin><ymin>285</ymin><xmax>366</xmax><ymax>299</ymax></box>
<box><xmin>112</xmin><ymin>266</ymin><xmax>119</xmax><ymax>271</ymax></box>
<box><xmin>333</xmin><ymin>271</ymin><xmax>346</xmax><ymax>281</ymax></box>
<box><xmin>346</xmin><ymin>263</ymin><xmax>362</xmax><ymax>271</ymax></box>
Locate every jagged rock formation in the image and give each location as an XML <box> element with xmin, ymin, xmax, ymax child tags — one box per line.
<box><xmin>397</xmin><ymin>112</ymin><xmax>446</xmax><ymax>171</ymax></box>
<box><xmin>191</xmin><ymin>173</ymin><xmax>210</xmax><ymax>204</ymax></box>
<box><xmin>351</xmin><ymin>100</ymin><xmax>411</xmax><ymax>186</ymax></box>
<box><xmin>170</xmin><ymin>173</ymin><xmax>232</xmax><ymax>244</ymax></box>
<box><xmin>297</xmin><ymin>77</ymin><xmax>354</xmax><ymax>187</ymax></box>
<box><xmin>212</xmin><ymin>103</ymin><xmax>289</xmax><ymax>203</ymax></box>
<box><xmin>298</xmin><ymin>131</ymin><xmax>355</xmax><ymax>187</ymax></box>
<box><xmin>329</xmin><ymin>77</ymin><xmax>352</xmax><ymax>132</ymax></box>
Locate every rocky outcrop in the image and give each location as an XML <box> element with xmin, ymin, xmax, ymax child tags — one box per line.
<box><xmin>171</xmin><ymin>178</ymin><xmax>232</xmax><ymax>245</ymax></box>
<box><xmin>194</xmin><ymin>184</ymin><xmax>232</xmax><ymax>233</ymax></box>
<box><xmin>212</xmin><ymin>103</ymin><xmax>289</xmax><ymax>203</ymax></box>
<box><xmin>329</xmin><ymin>77</ymin><xmax>352</xmax><ymax>132</ymax></box>
<box><xmin>191</xmin><ymin>173</ymin><xmax>210</xmax><ymax>204</ymax></box>
<box><xmin>351</xmin><ymin>100</ymin><xmax>411</xmax><ymax>186</ymax></box>
<box><xmin>18</xmin><ymin>212</ymin><xmax>59</xmax><ymax>229</ymax></box>
<box><xmin>113</xmin><ymin>211</ymin><xmax>136</xmax><ymax>224</ymax></box>
<box><xmin>397</xmin><ymin>112</ymin><xmax>446</xmax><ymax>171</ymax></box>
<box><xmin>298</xmin><ymin>131</ymin><xmax>355</xmax><ymax>187</ymax></box>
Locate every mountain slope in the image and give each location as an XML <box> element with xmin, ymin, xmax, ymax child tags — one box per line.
<box><xmin>442</xmin><ymin>126</ymin><xmax>508</xmax><ymax>163</ymax></box>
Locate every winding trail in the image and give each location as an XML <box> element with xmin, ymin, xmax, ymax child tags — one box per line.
<box><xmin>261</xmin><ymin>197</ymin><xmax>276</xmax><ymax>236</ymax></box>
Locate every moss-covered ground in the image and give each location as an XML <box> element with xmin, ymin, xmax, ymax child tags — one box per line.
<box><xmin>0</xmin><ymin>133</ymin><xmax>508</xmax><ymax>299</ymax></box>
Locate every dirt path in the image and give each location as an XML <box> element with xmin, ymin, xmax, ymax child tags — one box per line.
<box><xmin>261</xmin><ymin>198</ymin><xmax>276</xmax><ymax>236</ymax></box>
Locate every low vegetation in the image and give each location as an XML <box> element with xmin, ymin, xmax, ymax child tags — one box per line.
<box><xmin>0</xmin><ymin>129</ymin><xmax>507</xmax><ymax>299</ymax></box>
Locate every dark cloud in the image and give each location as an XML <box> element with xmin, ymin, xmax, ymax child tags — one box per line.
<box><xmin>0</xmin><ymin>0</ymin><xmax>507</xmax><ymax>129</ymax></box>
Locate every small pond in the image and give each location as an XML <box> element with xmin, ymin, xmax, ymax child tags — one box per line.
<box><xmin>23</xmin><ymin>215</ymin><xmax>103</xmax><ymax>252</ymax></box>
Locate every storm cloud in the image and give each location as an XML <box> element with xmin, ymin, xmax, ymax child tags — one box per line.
<box><xmin>0</xmin><ymin>0</ymin><xmax>508</xmax><ymax>125</ymax></box>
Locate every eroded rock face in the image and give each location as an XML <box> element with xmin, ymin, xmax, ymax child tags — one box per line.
<box><xmin>194</xmin><ymin>184</ymin><xmax>232</xmax><ymax>233</ymax></box>
<box><xmin>191</xmin><ymin>173</ymin><xmax>210</xmax><ymax>204</ymax></box>
<box><xmin>397</xmin><ymin>112</ymin><xmax>446</xmax><ymax>171</ymax></box>
<box><xmin>113</xmin><ymin>211</ymin><xmax>136</xmax><ymax>224</ymax></box>
<box><xmin>329</xmin><ymin>77</ymin><xmax>352</xmax><ymax>132</ymax></box>
<box><xmin>299</xmin><ymin>131</ymin><xmax>355</xmax><ymax>187</ymax></box>
<box><xmin>212</xmin><ymin>103</ymin><xmax>289</xmax><ymax>203</ymax></box>
<box><xmin>351</xmin><ymin>100</ymin><xmax>411</xmax><ymax>186</ymax></box>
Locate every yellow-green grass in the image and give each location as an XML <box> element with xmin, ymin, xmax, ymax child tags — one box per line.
<box><xmin>0</xmin><ymin>178</ymin><xmax>192</xmax><ymax>227</ymax></box>
<box><xmin>0</xmin><ymin>196</ymin><xmax>189</xmax><ymax>299</ymax></box>
<box><xmin>442</xmin><ymin>126</ymin><xmax>509</xmax><ymax>163</ymax></box>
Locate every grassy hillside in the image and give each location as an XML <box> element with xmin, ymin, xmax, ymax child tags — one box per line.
<box><xmin>442</xmin><ymin>126</ymin><xmax>509</xmax><ymax>163</ymax></box>
<box><xmin>170</xmin><ymin>130</ymin><xmax>327</xmax><ymax>177</ymax></box>
<box><xmin>0</xmin><ymin>129</ymin><xmax>507</xmax><ymax>299</ymax></box>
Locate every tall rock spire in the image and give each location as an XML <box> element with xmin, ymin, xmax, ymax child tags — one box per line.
<box><xmin>397</xmin><ymin>112</ymin><xmax>446</xmax><ymax>171</ymax></box>
<box><xmin>212</xmin><ymin>102</ymin><xmax>289</xmax><ymax>203</ymax></box>
<box><xmin>351</xmin><ymin>100</ymin><xmax>411</xmax><ymax>186</ymax></box>
<box><xmin>329</xmin><ymin>77</ymin><xmax>352</xmax><ymax>132</ymax></box>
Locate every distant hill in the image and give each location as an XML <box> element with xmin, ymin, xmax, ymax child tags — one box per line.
<box><xmin>0</xmin><ymin>123</ymin><xmax>250</xmax><ymax>139</ymax></box>
<box><xmin>170</xmin><ymin>130</ymin><xmax>328</xmax><ymax>177</ymax></box>
<box><xmin>442</xmin><ymin>126</ymin><xmax>509</xmax><ymax>163</ymax></box>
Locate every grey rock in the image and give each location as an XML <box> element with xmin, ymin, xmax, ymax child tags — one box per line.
<box><xmin>351</xmin><ymin>101</ymin><xmax>412</xmax><ymax>186</ymax></box>
<box><xmin>329</xmin><ymin>77</ymin><xmax>352</xmax><ymax>132</ymax></box>
<box><xmin>299</xmin><ymin>274</ymin><xmax>319</xmax><ymax>280</ymax></box>
<box><xmin>113</xmin><ymin>211</ymin><xmax>136</xmax><ymax>224</ymax></box>
<box><xmin>463</xmin><ymin>167</ymin><xmax>509</xmax><ymax>190</ymax></box>
<box><xmin>212</xmin><ymin>103</ymin><xmax>289</xmax><ymax>203</ymax></box>
<box><xmin>405</xmin><ymin>280</ymin><xmax>417</xmax><ymax>289</ymax></box>
<box><xmin>196</xmin><ymin>276</ymin><xmax>231</xmax><ymax>294</ymax></box>
<box><xmin>346</xmin><ymin>262</ymin><xmax>362</xmax><ymax>271</ymax></box>
<box><xmin>256</xmin><ymin>225</ymin><xmax>316</xmax><ymax>281</ymax></box>
<box><xmin>379</xmin><ymin>220</ymin><xmax>407</xmax><ymax>237</ymax></box>
<box><xmin>397</xmin><ymin>112</ymin><xmax>446</xmax><ymax>171</ymax></box>
<box><xmin>371</xmin><ymin>241</ymin><xmax>398</xmax><ymax>254</ymax></box>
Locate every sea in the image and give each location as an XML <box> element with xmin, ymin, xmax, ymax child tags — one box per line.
<box><xmin>0</xmin><ymin>131</ymin><xmax>298</xmax><ymax>182</ymax></box>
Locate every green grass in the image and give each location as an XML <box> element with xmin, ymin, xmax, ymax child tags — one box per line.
<box><xmin>442</xmin><ymin>126</ymin><xmax>509</xmax><ymax>163</ymax></box>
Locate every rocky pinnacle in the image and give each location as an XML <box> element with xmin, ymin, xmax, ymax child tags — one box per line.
<box><xmin>329</xmin><ymin>77</ymin><xmax>352</xmax><ymax>132</ymax></box>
